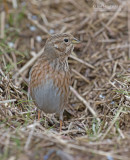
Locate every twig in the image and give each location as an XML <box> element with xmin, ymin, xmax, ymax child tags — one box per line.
<box><xmin>24</xmin><ymin>122</ymin><xmax>38</xmax><ymax>150</ymax></box>
<box><xmin>13</xmin><ymin>47</ymin><xmax>45</xmax><ymax>78</ymax></box>
<box><xmin>106</xmin><ymin>2</ymin><xmax>126</xmax><ymax>27</ymax></box>
<box><xmin>128</xmin><ymin>0</ymin><xmax>130</xmax><ymax>58</ymax></box>
<box><xmin>0</xmin><ymin>11</ymin><xmax>5</xmax><ymax>39</ymax></box>
<box><xmin>0</xmin><ymin>99</ymin><xmax>16</xmax><ymax>104</ymax></box>
<box><xmin>3</xmin><ymin>0</ymin><xmax>8</xmax><ymax>13</ymax></box>
<box><xmin>94</xmin><ymin>2</ymin><xmax>126</xmax><ymax>37</ymax></box>
<box><xmin>71</xmin><ymin>68</ymin><xmax>90</xmax><ymax>83</ymax></box>
<box><xmin>70</xmin><ymin>86</ymin><xmax>99</xmax><ymax>120</ymax></box>
<box><xmin>70</xmin><ymin>54</ymin><xmax>95</xmax><ymax>69</ymax></box>
<box><xmin>117</xmin><ymin>128</ymin><xmax>125</xmax><ymax>139</ymax></box>
<box><xmin>12</xmin><ymin>0</ymin><xmax>18</xmax><ymax>9</ymax></box>
<box><xmin>101</xmin><ymin>107</ymin><xmax>123</xmax><ymax>140</ymax></box>
<box><xmin>0</xmin><ymin>68</ymin><xmax>6</xmax><ymax>77</ymax></box>
<box><xmin>27</xmin><ymin>14</ymin><xmax>49</xmax><ymax>34</ymax></box>
<box><xmin>68</xmin><ymin>143</ymin><xmax>129</xmax><ymax>160</ymax></box>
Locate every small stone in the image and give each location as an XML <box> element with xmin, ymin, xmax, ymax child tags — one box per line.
<box><xmin>125</xmin><ymin>101</ymin><xmax>129</xmax><ymax>105</ymax></box>
<box><xmin>32</xmin><ymin>15</ymin><xmax>37</xmax><ymax>20</ymax></box>
<box><xmin>111</xmin><ymin>81</ymin><xmax>116</xmax><ymax>85</ymax></box>
<box><xmin>110</xmin><ymin>101</ymin><xmax>115</xmax><ymax>105</ymax></box>
<box><xmin>36</xmin><ymin>36</ymin><xmax>42</xmax><ymax>42</ymax></box>
<box><xmin>5</xmin><ymin>24</ymin><xmax>9</xmax><ymax>29</ymax></box>
<box><xmin>8</xmin><ymin>42</ymin><xmax>14</xmax><ymax>48</ymax></box>
<box><xmin>30</xmin><ymin>26</ymin><xmax>36</xmax><ymax>32</ymax></box>
<box><xmin>99</xmin><ymin>94</ymin><xmax>105</xmax><ymax>99</ymax></box>
<box><xmin>49</xmin><ymin>29</ymin><xmax>55</xmax><ymax>34</ymax></box>
<box><xmin>107</xmin><ymin>155</ymin><xmax>114</xmax><ymax>160</ymax></box>
<box><xmin>125</xmin><ymin>95</ymin><xmax>130</xmax><ymax>101</ymax></box>
<box><xmin>21</xmin><ymin>2</ymin><xmax>26</xmax><ymax>6</ymax></box>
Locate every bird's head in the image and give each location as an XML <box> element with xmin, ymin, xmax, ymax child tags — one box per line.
<box><xmin>44</xmin><ymin>33</ymin><xmax>79</xmax><ymax>60</ymax></box>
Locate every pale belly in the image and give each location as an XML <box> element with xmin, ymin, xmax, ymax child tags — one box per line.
<box><xmin>30</xmin><ymin>79</ymin><xmax>64</xmax><ymax>114</ymax></box>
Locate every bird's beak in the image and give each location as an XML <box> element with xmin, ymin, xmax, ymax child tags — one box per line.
<box><xmin>72</xmin><ymin>38</ymin><xmax>80</xmax><ymax>44</ymax></box>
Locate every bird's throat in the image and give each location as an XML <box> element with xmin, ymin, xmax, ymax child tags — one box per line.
<box><xmin>49</xmin><ymin>57</ymin><xmax>69</xmax><ymax>72</ymax></box>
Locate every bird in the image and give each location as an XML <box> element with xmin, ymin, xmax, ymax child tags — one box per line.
<box><xmin>29</xmin><ymin>33</ymin><xmax>79</xmax><ymax>131</ymax></box>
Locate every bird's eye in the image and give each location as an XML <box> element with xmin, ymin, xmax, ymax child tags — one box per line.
<box><xmin>64</xmin><ymin>38</ymin><xmax>69</xmax><ymax>42</ymax></box>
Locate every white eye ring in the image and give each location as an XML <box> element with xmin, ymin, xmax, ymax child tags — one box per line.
<box><xmin>54</xmin><ymin>44</ymin><xmax>58</xmax><ymax>48</ymax></box>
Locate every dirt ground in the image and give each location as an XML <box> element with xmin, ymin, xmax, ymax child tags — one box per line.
<box><xmin>0</xmin><ymin>0</ymin><xmax>130</xmax><ymax>160</ymax></box>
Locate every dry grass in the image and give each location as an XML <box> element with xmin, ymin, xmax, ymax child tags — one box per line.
<box><xmin>0</xmin><ymin>0</ymin><xmax>130</xmax><ymax>160</ymax></box>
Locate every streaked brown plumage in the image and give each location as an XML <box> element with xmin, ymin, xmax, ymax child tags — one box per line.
<box><xmin>29</xmin><ymin>33</ymin><xmax>79</xmax><ymax>131</ymax></box>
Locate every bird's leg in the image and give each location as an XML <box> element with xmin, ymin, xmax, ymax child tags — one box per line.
<box><xmin>59</xmin><ymin>111</ymin><xmax>63</xmax><ymax>132</ymax></box>
<box><xmin>38</xmin><ymin>110</ymin><xmax>41</xmax><ymax>120</ymax></box>
<box><xmin>4</xmin><ymin>0</ymin><xmax>9</xmax><ymax>14</ymax></box>
<box><xmin>60</xmin><ymin>120</ymin><xmax>63</xmax><ymax>132</ymax></box>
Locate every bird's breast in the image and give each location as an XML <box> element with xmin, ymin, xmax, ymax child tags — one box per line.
<box><xmin>29</xmin><ymin>61</ymin><xmax>70</xmax><ymax>113</ymax></box>
<box><xmin>30</xmin><ymin>78</ymin><xmax>64</xmax><ymax>113</ymax></box>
